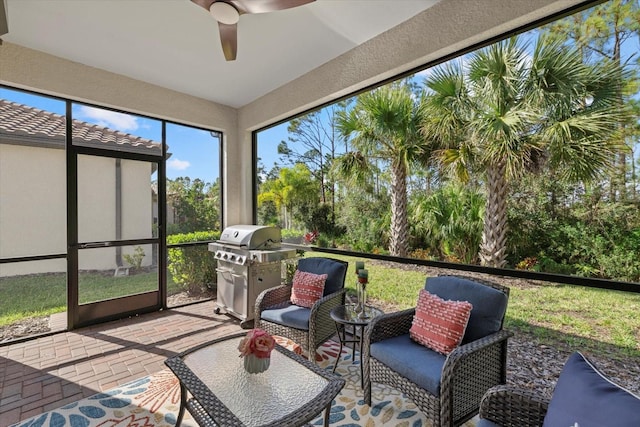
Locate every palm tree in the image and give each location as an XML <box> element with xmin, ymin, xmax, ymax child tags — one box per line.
<box><xmin>258</xmin><ymin>163</ymin><xmax>318</xmax><ymax>230</ymax></box>
<box><xmin>420</xmin><ymin>36</ymin><xmax>629</xmax><ymax>267</ymax></box>
<box><xmin>336</xmin><ymin>82</ymin><xmax>428</xmax><ymax>257</ymax></box>
<box><xmin>410</xmin><ymin>184</ymin><xmax>484</xmax><ymax>264</ymax></box>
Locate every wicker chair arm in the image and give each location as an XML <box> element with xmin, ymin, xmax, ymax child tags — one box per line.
<box><xmin>308</xmin><ymin>289</ymin><xmax>346</xmax><ymax>348</ymax></box>
<box><xmin>310</xmin><ymin>289</ymin><xmax>347</xmax><ymax>321</ymax></box>
<box><xmin>439</xmin><ymin>329</ymin><xmax>513</xmax><ymax>425</ymax></box>
<box><xmin>442</xmin><ymin>329</ymin><xmax>512</xmax><ymax>386</ymax></box>
<box><xmin>446</xmin><ymin>329</ymin><xmax>513</xmax><ymax>365</ymax></box>
<box><xmin>479</xmin><ymin>385</ymin><xmax>550</xmax><ymax>427</ymax></box>
<box><xmin>365</xmin><ymin>308</ymin><xmax>416</xmax><ymax>344</ymax></box>
<box><xmin>255</xmin><ymin>284</ymin><xmax>292</xmax><ymax>321</ymax></box>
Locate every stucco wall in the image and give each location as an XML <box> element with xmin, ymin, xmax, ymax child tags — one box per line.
<box><xmin>0</xmin><ymin>147</ymin><xmax>155</xmax><ymax>276</ymax></box>
<box><xmin>0</xmin><ymin>144</ymin><xmax>66</xmax><ymax>276</ymax></box>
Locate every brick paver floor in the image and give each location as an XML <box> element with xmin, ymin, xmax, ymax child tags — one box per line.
<box><xmin>0</xmin><ymin>300</ymin><xmax>242</xmax><ymax>426</ymax></box>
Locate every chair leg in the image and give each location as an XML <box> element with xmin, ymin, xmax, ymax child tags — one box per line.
<box><xmin>364</xmin><ymin>369</ymin><xmax>372</xmax><ymax>406</ymax></box>
<box><xmin>308</xmin><ymin>342</ymin><xmax>317</xmax><ymax>363</ymax></box>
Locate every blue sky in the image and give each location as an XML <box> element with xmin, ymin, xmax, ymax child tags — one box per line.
<box><xmin>0</xmin><ymin>87</ymin><xmax>220</xmax><ymax>184</ymax></box>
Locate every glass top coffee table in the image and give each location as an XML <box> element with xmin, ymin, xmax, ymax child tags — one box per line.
<box><xmin>165</xmin><ymin>332</ymin><xmax>345</xmax><ymax>427</ymax></box>
<box><xmin>330</xmin><ymin>304</ymin><xmax>384</xmax><ymax>388</ymax></box>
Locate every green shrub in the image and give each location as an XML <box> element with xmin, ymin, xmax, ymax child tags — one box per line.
<box><xmin>281</xmin><ymin>228</ymin><xmax>304</xmax><ymax>242</ymax></box>
<box><xmin>123</xmin><ymin>246</ymin><xmax>145</xmax><ymax>270</ymax></box>
<box><xmin>167</xmin><ymin>231</ymin><xmax>220</xmax><ymax>294</ymax></box>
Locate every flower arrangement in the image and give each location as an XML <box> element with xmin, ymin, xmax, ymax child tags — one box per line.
<box><xmin>238</xmin><ymin>328</ymin><xmax>276</xmax><ymax>374</ymax></box>
<box><xmin>238</xmin><ymin>328</ymin><xmax>276</xmax><ymax>358</ymax></box>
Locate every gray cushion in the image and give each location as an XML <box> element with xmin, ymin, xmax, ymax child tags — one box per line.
<box><xmin>370</xmin><ymin>334</ymin><xmax>446</xmax><ymax>395</ymax></box>
<box><xmin>260</xmin><ymin>303</ymin><xmax>310</xmax><ymax>330</ymax></box>
<box><xmin>425</xmin><ymin>276</ymin><xmax>508</xmax><ymax>343</ymax></box>
<box><xmin>298</xmin><ymin>257</ymin><xmax>347</xmax><ymax>296</ymax></box>
<box><xmin>476</xmin><ymin>419</ymin><xmax>501</xmax><ymax>427</ymax></box>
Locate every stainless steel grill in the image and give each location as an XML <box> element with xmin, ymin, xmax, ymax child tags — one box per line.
<box><xmin>208</xmin><ymin>225</ymin><xmax>296</xmax><ymax>326</ymax></box>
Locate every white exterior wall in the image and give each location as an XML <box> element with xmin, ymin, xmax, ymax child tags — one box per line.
<box><xmin>120</xmin><ymin>159</ymin><xmax>154</xmax><ymax>268</ymax></box>
<box><xmin>78</xmin><ymin>155</ymin><xmax>116</xmax><ymax>243</ymax></box>
<box><xmin>0</xmin><ymin>147</ymin><xmax>155</xmax><ymax>276</ymax></box>
<box><xmin>0</xmin><ymin>144</ymin><xmax>66</xmax><ymax>276</ymax></box>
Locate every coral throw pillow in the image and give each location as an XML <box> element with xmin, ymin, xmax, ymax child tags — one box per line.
<box><xmin>409</xmin><ymin>289</ymin><xmax>473</xmax><ymax>355</ymax></box>
<box><xmin>290</xmin><ymin>270</ymin><xmax>327</xmax><ymax>308</ymax></box>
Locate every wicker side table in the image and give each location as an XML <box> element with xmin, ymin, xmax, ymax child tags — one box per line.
<box><xmin>330</xmin><ymin>304</ymin><xmax>384</xmax><ymax>388</ymax></box>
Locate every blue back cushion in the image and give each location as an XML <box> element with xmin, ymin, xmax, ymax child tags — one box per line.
<box><xmin>425</xmin><ymin>276</ymin><xmax>508</xmax><ymax>343</ymax></box>
<box><xmin>542</xmin><ymin>352</ymin><xmax>640</xmax><ymax>427</ymax></box>
<box><xmin>297</xmin><ymin>257</ymin><xmax>347</xmax><ymax>296</ymax></box>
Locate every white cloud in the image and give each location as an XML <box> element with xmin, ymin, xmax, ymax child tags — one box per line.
<box><xmin>77</xmin><ymin>106</ymin><xmax>139</xmax><ymax>132</ymax></box>
<box><xmin>168</xmin><ymin>158</ymin><xmax>190</xmax><ymax>171</ymax></box>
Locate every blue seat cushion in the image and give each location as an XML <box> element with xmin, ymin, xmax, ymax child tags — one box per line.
<box><xmin>260</xmin><ymin>303</ymin><xmax>310</xmax><ymax>331</ymax></box>
<box><xmin>371</xmin><ymin>334</ymin><xmax>446</xmax><ymax>395</ymax></box>
<box><xmin>476</xmin><ymin>420</ymin><xmax>501</xmax><ymax>427</ymax></box>
<box><xmin>425</xmin><ymin>276</ymin><xmax>508</xmax><ymax>343</ymax></box>
<box><xmin>542</xmin><ymin>352</ymin><xmax>640</xmax><ymax>427</ymax></box>
<box><xmin>298</xmin><ymin>257</ymin><xmax>347</xmax><ymax>296</ymax></box>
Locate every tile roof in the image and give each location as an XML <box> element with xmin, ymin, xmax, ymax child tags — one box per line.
<box><xmin>0</xmin><ymin>99</ymin><xmax>161</xmax><ymax>154</ymax></box>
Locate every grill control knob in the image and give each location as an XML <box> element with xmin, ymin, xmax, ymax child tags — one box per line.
<box><xmin>223</xmin><ymin>253</ymin><xmax>229</xmax><ymax>259</ymax></box>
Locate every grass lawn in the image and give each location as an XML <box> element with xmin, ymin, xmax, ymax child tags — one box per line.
<box><xmin>3</xmin><ymin>253</ymin><xmax>639</xmax><ymax>361</ymax></box>
<box><xmin>0</xmin><ymin>271</ymin><xmax>184</xmax><ymax>326</ymax></box>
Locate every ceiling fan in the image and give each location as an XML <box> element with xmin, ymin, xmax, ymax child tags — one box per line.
<box><xmin>191</xmin><ymin>0</ymin><xmax>315</xmax><ymax>61</ymax></box>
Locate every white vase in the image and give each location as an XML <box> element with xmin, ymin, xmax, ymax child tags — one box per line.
<box><xmin>244</xmin><ymin>354</ymin><xmax>270</xmax><ymax>374</ymax></box>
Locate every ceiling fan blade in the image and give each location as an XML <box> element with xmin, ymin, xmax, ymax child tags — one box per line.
<box><xmin>218</xmin><ymin>21</ymin><xmax>237</xmax><ymax>61</ymax></box>
<box><xmin>0</xmin><ymin>0</ymin><xmax>9</xmax><ymax>37</ymax></box>
<box><xmin>190</xmin><ymin>0</ymin><xmax>215</xmax><ymax>13</ymax></box>
<box><xmin>230</xmin><ymin>0</ymin><xmax>314</xmax><ymax>15</ymax></box>
<box><xmin>191</xmin><ymin>0</ymin><xmax>314</xmax><ymax>61</ymax></box>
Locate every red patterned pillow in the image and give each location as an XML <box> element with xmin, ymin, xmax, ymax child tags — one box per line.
<box><xmin>290</xmin><ymin>270</ymin><xmax>327</xmax><ymax>308</ymax></box>
<box><xmin>409</xmin><ymin>289</ymin><xmax>473</xmax><ymax>355</ymax></box>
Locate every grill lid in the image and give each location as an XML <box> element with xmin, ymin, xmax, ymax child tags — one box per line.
<box><xmin>218</xmin><ymin>225</ymin><xmax>282</xmax><ymax>249</ymax></box>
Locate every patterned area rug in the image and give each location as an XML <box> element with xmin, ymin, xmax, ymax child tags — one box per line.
<box><xmin>13</xmin><ymin>337</ymin><xmax>478</xmax><ymax>427</ymax></box>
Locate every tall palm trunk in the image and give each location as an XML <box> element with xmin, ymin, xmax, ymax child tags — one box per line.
<box><xmin>479</xmin><ymin>162</ymin><xmax>508</xmax><ymax>267</ymax></box>
<box><xmin>390</xmin><ymin>161</ymin><xmax>409</xmax><ymax>257</ymax></box>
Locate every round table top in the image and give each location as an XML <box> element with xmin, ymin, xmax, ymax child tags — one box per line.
<box><xmin>330</xmin><ymin>304</ymin><xmax>384</xmax><ymax>326</ymax></box>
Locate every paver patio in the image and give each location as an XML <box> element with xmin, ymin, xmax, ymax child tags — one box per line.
<box><xmin>0</xmin><ymin>300</ymin><xmax>242</xmax><ymax>426</ymax></box>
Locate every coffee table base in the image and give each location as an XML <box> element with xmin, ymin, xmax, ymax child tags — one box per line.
<box><xmin>178</xmin><ymin>392</ymin><xmax>331</xmax><ymax>427</ymax></box>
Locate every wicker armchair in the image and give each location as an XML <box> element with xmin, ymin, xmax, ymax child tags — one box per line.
<box><xmin>477</xmin><ymin>385</ymin><xmax>549</xmax><ymax>427</ymax></box>
<box><xmin>255</xmin><ymin>257</ymin><xmax>348</xmax><ymax>361</ymax></box>
<box><xmin>478</xmin><ymin>351</ymin><xmax>640</xmax><ymax>427</ymax></box>
<box><xmin>363</xmin><ymin>275</ymin><xmax>512</xmax><ymax>427</ymax></box>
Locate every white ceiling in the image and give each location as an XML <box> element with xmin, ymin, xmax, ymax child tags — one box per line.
<box><xmin>2</xmin><ymin>0</ymin><xmax>439</xmax><ymax>108</ymax></box>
